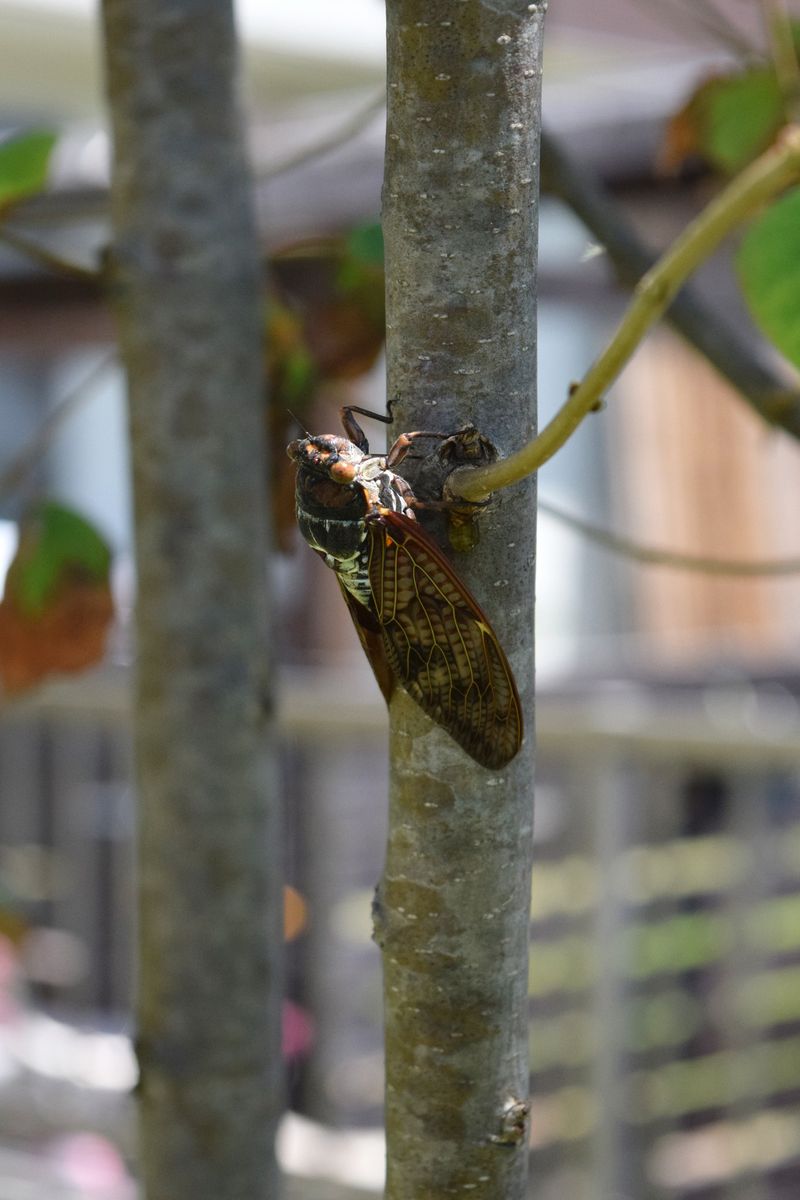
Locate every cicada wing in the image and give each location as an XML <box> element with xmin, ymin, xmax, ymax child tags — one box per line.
<box><xmin>335</xmin><ymin>577</ymin><xmax>396</xmax><ymax>706</ymax></box>
<box><xmin>365</xmin><ymin>509</ymin><xmax>523</xmax><ymax>769</ymax></box>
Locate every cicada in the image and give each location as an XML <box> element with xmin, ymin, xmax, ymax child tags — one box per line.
<box><xmin>287</xmin><ymin>408</ymin><xmax>522</xmax><ymax>769</ymax></box>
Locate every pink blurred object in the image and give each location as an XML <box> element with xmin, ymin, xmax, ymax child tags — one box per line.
<box><xmin>283</xmin><ymin>999</ymin><xmax>314</xmax><ymax>1059</ymax></box>
<box><xmin>45</xmin><ymin>1132</ymin><xmax>134</xmax><ymax>1194</ymax></box>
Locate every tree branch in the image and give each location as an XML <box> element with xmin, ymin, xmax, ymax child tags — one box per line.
<box><xmin>100</xmin><ymin>2</ymin><xmax>282</xmax><ymax>1197</ymax></box>
<box><xmin>637</xmin><ymin>0</ymin><xmax>756</xmax><ymax>57</ymax></box>
<box><xmin>540</xmin><ymin>496</ymin><xmax>800</xmax><ymax>576</ymax></box>
<box><xmin>539</xmin><ymin>129</ymin><xmax>800</xmax><ymax>440</ymax></box>
<box><xmin>0</xmin><ymin>226</ymin><xmax>100</xmax><ymax>284</ymax></box>
<box><xmin>762</xmin><ymin>0</ymin><xmax>800</xmax><ymax>120</ymax></box>
<box><xmin>452</xmin><ymin>124</ymin><xmax>800</xmax><ymax>502</ymax></box>
<box><xmin>258</xmin><ymin>90</ymin><xmax>385</xmax><ymax>183</ymax></box>
<box><xmin>0</xmin><ymin>352</ymin><xmax>117</xmax><ymax>503</ymax></box>
<box><xmin>381</xmin><ymin>3</ymin><xmax>542</xmax><ymax>1196</ymax></box>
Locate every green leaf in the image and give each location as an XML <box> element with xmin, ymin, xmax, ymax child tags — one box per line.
<box><xmin>345</xmin><ymin>221</ymin><xmax>384</xmax><ymax>267</ymax></box>
<box><xmin>337</xmin><ymin>222</ymin><xmax>386</xmax><ymax>326</ymax></box>
<box><xmin>0</xmin><ymin>130</ymin><xmax>57</xmax><ymax>209</ymax></box>
<box><xmin>10</xmin><ymin>502</ymin><xmax>111</xmax><ymax>616</ymax></box>
<box><xmin>267</xmin><ymin>299</ymin><xmax>318</xmax><ymax>406</ymax></box>
<box><xmin>700</xmin><ymin>70</ymin><xmax>784</xmax><ymax>173</ymax></box>
<box><xmin>282</xmin><ymin>345</ymin><xmax>317</xmax><ymax>404</ymax></box>
<box><xmin>737</xmin><ymin>187</ymin><xmax>800</xmax><ymax>370</ymax></box>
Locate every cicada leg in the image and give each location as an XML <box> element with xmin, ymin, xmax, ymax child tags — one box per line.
<box><xmin>339</xmin><ymin>405</ymin><xmax>393</xmax><ymax>451</ymax></box>
<box><xmin>339</xmin><ymin>404</ymin><xmax>450</xmax><ymax>463</ymax></box>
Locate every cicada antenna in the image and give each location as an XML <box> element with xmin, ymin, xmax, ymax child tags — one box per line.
<box><xmin>287</xmin><ymin>409</ymin><xmax>311</xmax><ymax>438</ymax></box>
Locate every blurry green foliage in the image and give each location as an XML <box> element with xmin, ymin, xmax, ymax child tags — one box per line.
<box><xmin>0</xmin><ymin>129</ymin><xmax>56</xmax><ymax>212</ymax></box>
<box><xmin>7</xmin><ymin>502</ymin><xmax>111</xmax><ymax>617</ymax></box>
<box><xmin>737</xmin><ymin>187</ymin><xmax>800</xmax><ymax>371</ymax></box>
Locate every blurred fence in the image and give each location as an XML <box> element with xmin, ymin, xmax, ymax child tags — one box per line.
<box><xmin>2</xmin><ymin>666</ymin><xmax>800</xmax><ymax>1198</ymax></box>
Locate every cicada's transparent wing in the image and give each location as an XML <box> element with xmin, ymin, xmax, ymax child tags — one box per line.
<box><xmin>365</xmin><ymin>509</ymin><xmax>522</xmax><ymax>769</ymax></box>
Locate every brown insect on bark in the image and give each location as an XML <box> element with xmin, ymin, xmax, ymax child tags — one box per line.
<box><xmin>287</xmin><ymin>407</ymin><xmax>522</xmax><ymax>769</ymax></box>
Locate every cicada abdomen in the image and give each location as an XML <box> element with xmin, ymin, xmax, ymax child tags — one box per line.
<box><xmin>287</xmin><ymin>411</ymin><xmax>522</xmax><ymax>769</ymax></box>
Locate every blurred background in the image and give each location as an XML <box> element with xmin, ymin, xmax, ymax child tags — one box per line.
<box><xmin>1</xmin><ymin>0</ymin><xmax>800</xmax><ymax>1197</ymax></box>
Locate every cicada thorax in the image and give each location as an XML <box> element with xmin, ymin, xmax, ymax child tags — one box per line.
<box><xmin>289</xmin><ymin>432</ymin><xmax>416</xmax><ymax>608</ymax></box>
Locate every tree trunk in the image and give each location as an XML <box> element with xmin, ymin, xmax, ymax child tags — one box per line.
<box><xmin>379</xmin><ymin>3</ymin><xmax>544</xmax><ymax>1197</ymax></box>
<box><xmin>100</xmin><ymin>5</ymin><xmax>283</xmax><ymax>1199</ymax></box>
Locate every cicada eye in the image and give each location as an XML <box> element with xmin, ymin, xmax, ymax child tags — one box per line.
<box><xmin>329</xmin><ymin>459</ymin><xmax>357</xmax><ymax>484</ymax></box>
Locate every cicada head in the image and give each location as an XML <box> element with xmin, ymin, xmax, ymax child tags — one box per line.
<box><xmin>287</xmin><ymin>434</ymin><xmax>364</xmax><ymax>486</ymax></box>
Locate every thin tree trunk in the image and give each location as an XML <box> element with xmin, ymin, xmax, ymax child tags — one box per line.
<box><xmin>100</xmin><ymin>5</ymin><xmax>283</xmax><ymax>1199</ymax></box>
<box><xmin>379</xmin><ymin>4</ymin><xmax>544</xmax><ymax>1197</ymax></box>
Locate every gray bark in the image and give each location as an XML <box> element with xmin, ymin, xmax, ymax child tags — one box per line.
<box><xmin>100</xmin><ymin>4</ymin><xmax>283</xmax><ymax>1199</ymax></box>
<box><xmin>379</xmin><ymin>3</ymin><xmax>543</xmax><ymax>1197</ymax></box>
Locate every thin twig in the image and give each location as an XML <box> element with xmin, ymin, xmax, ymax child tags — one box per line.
<box><xmin>0</xmin><ymin>351</ymin><xmax>117</xmax><ymax>502</ymax></box>
<box><xmin>539</xmin><ymin>496</ymin><xmax>800</xmax><ymax>577</ymax></box>
<box><xmin>638</xmin><ymin>0</ymin><xmax>757</xmax><ymax>58</ymax></box>
<box><xmin>0</xmin><ymin>226</ymin><xmax>100</xmax><ymax>284</ymax></box>
<box><xmin>539</xmin><ymin>129</ymin><xmax>800</xmax><ymax>439</ymax></box>
<box><xmin>451</xmin><ymin>125</ymin><xmax>800</xmax><ymax>502</ymax></box>
<box><xmin>762</xmin><ymin>0</ymin><xmax>800</xmax><ymax>120</ymax></box>
<box><xmin>258</xmin><ymin>90</ymin><xmax>385</xmax><ymax>184</ymax></box>
<box><xmin>270</xmin><ymin>235</ymin><xmax>341</xmax><ymax>261</ymax></box>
